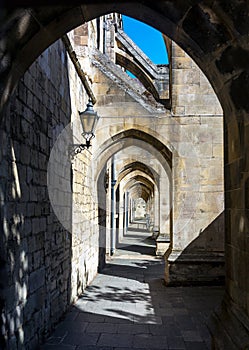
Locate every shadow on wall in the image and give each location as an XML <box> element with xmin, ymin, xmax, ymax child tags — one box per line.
<box><xmin>166</xmin><ymin>211</ymin><xmax>225</xmax><ymax>286</ymax></box>
<box><xmin>0</xmin><ymin>39</ymin><xmax>74</xmax><ymax>349</ymax></box>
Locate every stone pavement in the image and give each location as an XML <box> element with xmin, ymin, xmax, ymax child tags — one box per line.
<box><xmin>41</xmin><ymin>226</ymin><xmax>224</xmax><ymax>350</ymax></box>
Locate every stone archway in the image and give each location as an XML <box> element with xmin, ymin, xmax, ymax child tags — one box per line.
<box><xmin>116</xmin><ymin>161</ymin><xmax>160</xmax><ymax>244</ymax></box>
<box><xmin>94</xmin><ymin>129</ymin><xmax>172</xmax><ymax>261</ymax></box>
<box><xmin>93</xmin><ymin>128</ymin><xmax>172</xmax><ymax>181</ymax></box>
<box><xmin>1</xmin><ymin>2</ymin><xmax>249</xmax><ymax>348</ymax></box>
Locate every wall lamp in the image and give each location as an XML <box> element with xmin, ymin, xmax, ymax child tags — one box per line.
<box><xmin>73</xmin><ymin>99</ymin><xmax>100</xmax><ymax>155</ymax></box>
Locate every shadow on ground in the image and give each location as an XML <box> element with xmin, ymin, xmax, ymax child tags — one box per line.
<box><xmin>41</xmin><ymin>226</ymin><xmax>224</xmax><ymax>350</ymax></box>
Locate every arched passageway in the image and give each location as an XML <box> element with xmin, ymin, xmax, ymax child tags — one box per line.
<box><xmin>0</xmin><ymin>2</ymin><xmax>248</xmax><ymax>349</ymax></box>
<box><xmin>94</xmin><ymin>130</ymin><xmax>172</xmax><ymax>263</ymax></box>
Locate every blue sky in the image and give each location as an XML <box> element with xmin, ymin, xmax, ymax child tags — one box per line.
<box><xmin>122</xmin><ymin>15</ymin><xmax>168</xmax><ymax>64</ymax></box>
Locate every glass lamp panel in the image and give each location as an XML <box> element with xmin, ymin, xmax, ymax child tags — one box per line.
<box><xmin>80</xmin><ymin>112</ymin><xmax>96</xmax><ymax>134</ymax></box>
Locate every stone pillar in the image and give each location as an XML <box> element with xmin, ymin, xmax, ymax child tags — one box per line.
<box><xmin>210</xmin><ymin>111</ymin><xmax>249</xmax><ymax>349</ymax></box>
<box><xmin>110</xmin><ymin>157</ymin><xmax>116</xmax><ymax>255</ymax></box>
<box><xmin>156</xmin><ymin>175</ymin><xmax>171</xmax><ymax>256</ymax></box>
<box><xmin>130</xmin><ymin>198</ymin><xmax>133</xmax><ymax>222</ymax></box>
<box><xmin>118</xmin><ymin>186</ymin><xmax>125</xmax><ymax>242</ymax></box>
<box><xmin>103</xmin><ymin>14</ymin><xmax>116</xmax><ymax>62</ymax></box>
<box><xmin>105</xmin><ymin>160</ymin><xmax>112</xmax><ymax>257</ymax></box>
<box><xmin>152</xmin><ymin>187</ymin><xmax>159</xmax><ymax>238</ymax></box>
<box><xmin>146</xmin><ymin>196</ymin><xmax>154</xmax><ymax>232</ymax></box>
<box><xmin>124</xmin><ymin>191</ymin><xmax>129</xmax><ymax>234</ymax></box>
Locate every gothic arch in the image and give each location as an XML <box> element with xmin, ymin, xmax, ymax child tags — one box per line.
<box><xmin>117</xmin><ymin>161</ymin><xmax>158</xmax><ymax>185</ymax></box>
<box><xmin>122</xmin><ymin>174</ymin><xmax>155</xmax><ymax>194</ymax></box>
<box><xmin>93</xmin><ymin>128</ymin><xmax>172</xmax><ymax>184</ymax></box>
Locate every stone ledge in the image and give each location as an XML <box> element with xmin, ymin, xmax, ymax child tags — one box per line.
<box><xmin>165</xmin><ymin>252</ymin><xmax>225</xmax><ymax>286</ymax></box>
<box><xmin>155</xmin><ymin>235</ymin><xmax>171</xmax><ymax>256</ymax></box>
<box><xmin>168</xmin><ymin>252</ymin><xmax>225</xmax><ymax>263</ymax></box>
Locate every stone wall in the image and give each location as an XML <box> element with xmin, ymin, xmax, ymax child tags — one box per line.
<box><xmin>0</xmin><ymin>37</ymin><xmax>98</xmax><ymax>348</ymax></box>
<box><xmin>167</xmin><ymin>43</ymin><xmax>224</xmax><ymax>284</ymax></box>
<box><xmin>171</xmin><ymin>42</ymin><xmax>222</xmax><ymax>116</ymax></box>
<box><xmin>87</xmin><ymin>24</ymin><xmax>224</xmax><ymax>284</ymax></box>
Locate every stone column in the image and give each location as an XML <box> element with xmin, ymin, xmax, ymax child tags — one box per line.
<box><xmin>156</xmin><ymin>175</ymin><xmax>171</xmax><ymax>256</ymax></box>
<box><xmin>210</xmin><ymin>111</ymin><xmax>249</xmax><ymax>349</ymax></box>
<box><xmin>118</xmin><ymin>186</ymin><xmax>125</xmax><ymax>242</ymax></box>
<box><xmin>146</xmin><ymin>195</ymin><xmax>153</xmax><ymax>232</ymax></box>
<box><xmin>110</xmin><ymin>157</ymin><xmax>116</xmax><ymax>255</ymax></box>
<box><xmin>152</xmin><ymin>187</ymin><xmax>159</xmax><ymax>238</ymax></box>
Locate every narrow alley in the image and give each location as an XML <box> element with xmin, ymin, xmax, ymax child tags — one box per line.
<box><xmin>41</xmin><ymin>223</ymin><xmax>224</xmax><ymax>350</ymax></box>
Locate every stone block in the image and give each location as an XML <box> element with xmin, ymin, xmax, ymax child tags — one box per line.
<box><xmin>29</xmin><ymin>185</ymin><xmax>38</xmax><ymax>202</ymax></box>
<box><xmin>32</xmin><ymin>218</ymin><xmax>41</xmax><ymax>234</ymax></box>
<box><xmin>29</xmin><ymin>268</ymin><xmax>45</xmax><ymax>296</ymax></box>
<box><xmin>27</xmin><ymin>90</ymin><xmax>33</xmax><ymax>108</ymax></box>
<box><xmin>156</xmin><ymin>236</ymin><xmax>170</xmax><ymax>256</ymax></box>
<box><xmin>172</xmin><ymin>44</ymin><xmax>185</xmax><ymax>57</ymax></box>
<box><xmin>30</xmin><ymin>149</ymin><xmax>39</xmax><ymax>168</ymax></box>
<box><xmin>33</xmin><ymin>250</ymin><xmax>44</xmax><ymax>269</ymax></box>
<box><xmin>172</xmin><ymin>57</ymin><xmax>193</xmax><ymax>69</ymax></box>
<box><xmin>23</xmin><ymin>219</ymin><xmax>32</xmax><ymax>236</ymax></box>
<box><xmin>20</xmin><ymin>145</ymin><xmax>31</xmax><ymax>165</ymax></box>
<box><xmin>40</xmin><ymin>133</ymin><xmax>48</xmax><ymax>153</ymax></box>
<box><xmin>27</xmin><ymin>202</ymin><xmax>35</xmax><ymax>217</ymax></box>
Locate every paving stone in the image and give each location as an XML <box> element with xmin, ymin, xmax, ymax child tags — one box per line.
<box><xmin>41</xmin><ymin>345</ymin><xmax>76</xmax><ymax>350</ymax></box>
<box><xmin>77</xmin><ymin>347</ymin><xmax>112</xmax><ymax>350</ymax></box>
<box><xmin>148</xmin><ymin>324</ymin><xmax>167</xmax><ymax>336</ymax></box>
<box><xmin>114</xmin><ymin>348</ymin><xmax>149</xmax><ymax>350</ymax></box>
<box><xmin>136</xmin><ymin>315</ymin><xmax>162</xmax><ymax>325</ymax></box>
<box><xmin>174</xmin><ymin>316</ymin><xmax>196</xmax><ymax>331</ymax></box>
<box><xmin>117</xmin><ymin>324</ymin><xmax>150</xmax><ymax>334</ymax></box>
<box><xmin>97</xmin><ymin>333</ymin><xmax>133</xmax><ymax>347</ymax></box>
<box><xmin>76</xmin><ymin>313</ymin><xmax>106</xmax><ymax>323</ymax></box>
<box><xmin>62</xmin><ymin>332</ymin><xmax>99</xmax><ymax>346</ymax></box>
<box><xmin>156</xmin><ymin>307</ymin><xmax>175</xmax><ymax>316</ymax></box>
<box><xmin>181</xmin><ymin>330</ymin><xmax>203</xmax><ymax>342</ymax></box>
<box><xmin>41</xmin><ymin>230</ymin><xmax>223</xmax><ymax>350</ymax></box>
<box><xmin>85</xmin><ymin>322</ymin><xmax>118</xmax><ymax>333</ymax></box>
<box><xmin>133</xmin><ymin>334</ymin><xmax>168</xmax><ymax>349</ymax></box>
<box><xmin>53</xmin><ymin>321</ymin><xmax>88</xmax><ymax>337</ymax></box>
<box><xmin>45</xmin><ymin>337</ymin><xmax>62</xmax><ymax>345</ymax></box>
<box><xmin>104</xmin><ymin>317</ymin><xmax>133</xmax><ymax>324</ymax></box>
<box><xmin>185</xmin><ymin>342</ymin><xmax>208</xmax><ymax>350</ymax></box>
<box><xmin>167</xmin><ymin>336</ymin><xmax>185</xmax><ymax>349</ymax></box>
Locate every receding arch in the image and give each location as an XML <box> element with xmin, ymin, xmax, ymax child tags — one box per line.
<box><xmin>128</xmin><ymin>183</ymin><xmax>151</xmax><ymax>202</ymax></box>
<box><xmin>93</xmin><ymin>129</ymin><xmax>173</xmax><ymax>184</ymax></box>
<box><xmin>111</xmin><ymin>129</ymin><xmax>172</xmax><ymax>165</ymax></box>
<box><xmin>117</xmin><ymin>161</ymin><xmax>158</xmax><ymax>185</ymax></box>
<box><xmin>122</xmin><ymin>174</ymin><xmax>155</xmax><ymax>194</ymax></box>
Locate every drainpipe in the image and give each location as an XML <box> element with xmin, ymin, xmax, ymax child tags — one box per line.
<box><xmin>110</xmin><ymin>157</ymin><xmax>116</xmax><ymax>255</ymax></box>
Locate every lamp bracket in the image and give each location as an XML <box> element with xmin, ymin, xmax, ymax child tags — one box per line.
<box><xmin>69</xmin><ymin>140</ymin><xmax>91</xmax><ymax>159</ymax></box>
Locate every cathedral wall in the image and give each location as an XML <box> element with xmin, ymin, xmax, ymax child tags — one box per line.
<box><xmin>0</xmin><ymin>38</ymin><xmax>99</xmax><ymax>348</ymax></box>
